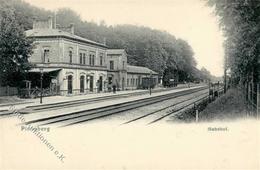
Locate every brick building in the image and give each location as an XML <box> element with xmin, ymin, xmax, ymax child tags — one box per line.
<box><xmin>25</xmin><ymin>17</ymin><xmax>159</xmax><ymax>95</ymax></box>
<box><xmin>26</xmin><ymin>17</ymin><xmax>108</xmax><ymax>95</ymax></box>
<box><xmin>126</xmin><ymin>65</ymin><xmax>159</xmax><ymax>90</ymax></box>
<box><xmin>107</xmin><ymin>49</ymin><xmax>127</xmax><ymax>90</ymax></box>
<box><xmin>106</xmin><ymin>49</ymin><xmax>159</xmax><ymax>90</ymax></box>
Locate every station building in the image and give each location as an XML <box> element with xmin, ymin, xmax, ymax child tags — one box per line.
<box><xmin>106</xmin><ymin>49</ymin><xmax>159</xmax><ymax>90</ymax></box>
<box><xmin>126</xmin><ymin>65</ymin><xmax>159</xmax><ymax>90</ymax></box>
<box><xmin>25</xmin><ymin>17</ymin><xmax>158</xmax><ymax>95</ymax></box>
<box><xmin>106</xmin><ymin>49</ymin><xmax>127</xmax><ymax>90</ymax></box>
<box><xmin>26</xmin><ymin>17</ymin><xmax>108</xmax><ymax>95</ymax></box>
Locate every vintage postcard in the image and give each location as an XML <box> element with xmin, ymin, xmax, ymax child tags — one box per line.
<box><xmin>0</xmin><ymin>0</ymin><xmax>259</xmax><ymax>169</ymax></box>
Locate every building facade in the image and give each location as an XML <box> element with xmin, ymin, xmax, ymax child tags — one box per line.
<box><xmin>126</xmin><ymin>65</ymin><xmax>159</xmax><ymax>90</ymax></box>
<box><xmin>26</xmin><ymin>17</ymin><xmax>108</xmax><ymax>95</ymax></box>
<box><xmin>106</xmin><ymin>49</ymin><xmax>159</xmax><ymax>90</ymax></box>
<box><xmin>107</xmin><ymin>49</ymin><xmax>127</xmax><ymax>91</ymax></box>
<box><xmin>26</xmin><ymin>17</ymin><xmax>159</xmax><ymax>95</ymax></box>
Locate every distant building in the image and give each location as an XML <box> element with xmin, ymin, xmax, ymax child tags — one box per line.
<box><xmin>25</xmin><ymin>17</ymin><xmax>159</xmax><ymax>95</ymax></box>
<box><xmin>106</xmin><ymin>49</ymin><xmax>127</xmax><ymax>91</ymax></box>
<box><xmin>106</xmin><ymin>49</ymin><xmax>159</xmax><ymax>90</ymax></box>
<box><xmin>126</xmin><ymin>65</ymin><xmax>158</xmax><ymax>90</ymax></box>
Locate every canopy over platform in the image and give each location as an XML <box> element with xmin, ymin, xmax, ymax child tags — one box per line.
<box><xmin>28</xmin><ymin>68</ymin><xmax>61</xmax><ymax>73</ymax></box>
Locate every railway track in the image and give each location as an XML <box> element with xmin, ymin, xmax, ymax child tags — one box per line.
<box><xmin>122</xmin><ymin>91</ymin><xmax>209</xmax><ymax>125</ymax></box>
<box><xmin>23</xmin><ymin>85</ymin><xmax>197</xmax><ymax>113</ymax></box>
<box><xmin>23</xmin><ymin>86</ymin><xmax>207</xmax><ymax>127</ymax></box>
<box><xmin>132</xmin><ymin>87</ymin><xmax>224</xmax><ymax>125</ymax></box>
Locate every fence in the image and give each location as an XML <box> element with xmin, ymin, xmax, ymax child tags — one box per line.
<box><xmin>192</xmin><ymin>84</ymin><xmax>224</xmax><ymax>122</ymax></box>
<box><xmin>19</xmin><ymin>85</ymin><xmax>61</xmax><ymax>98</ymax></box>
<box><xmin>0</xmin><ymin>86</ymin><xmax>18</xmax><ymax>96</ymax></box>
<box><xmin>245</xmin><ymin>82</ymin><xmax>259</xmax><ymax>118</ymax></box>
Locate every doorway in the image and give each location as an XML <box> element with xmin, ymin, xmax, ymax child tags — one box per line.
<box><xmin>122</xmin><ymin>77</ymin><xmax>125</xmax><ymax>90</ymax></box>
<box><xmin>68</xmin><ymin>75</ymin><xmax>73</xmax><ymax>94</ymax></box>
<box><xmin>99</xmin><ymin>76</ymin><xmax>103</xmax><ymax>91</ymax></box>
<box><xmin>80</xmin><ymin>75</ymin><xmax>84</xmax><ymax>93</ymax></box>
<box><xmin>89</xmin><ymin>76</ymin><xmax>94</xmax><ymax>92</ymax></box>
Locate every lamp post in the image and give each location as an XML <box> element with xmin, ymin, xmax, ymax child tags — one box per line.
<box><xmin>40</xmin><ymin>68</ymin><xmax>43</xmax><ymax>104</ymax></box>
<box><xmin>87</xmin><ymin>76</ymin><xmax>90</xmax><ymax>93</ymax></box>
<box><xmin>149</xmin><ymin>71</ymin><xmax>152</xmax><ymax>95</ymax></box>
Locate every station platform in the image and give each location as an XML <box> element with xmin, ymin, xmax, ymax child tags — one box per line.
<box><xmin>5</xmin><ymin>85</ymin><xmax>207</xmax><ymax>124</ymax></box>
<box><xmin>0</xmin><ymin>83</ymin><xmax>201</xmax><ymax>114</ymax></box>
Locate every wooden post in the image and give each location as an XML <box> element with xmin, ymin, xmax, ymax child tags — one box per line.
<box><xmin>251</xmin><ymin>81</ymin><xmax>254</xmax><ymax>113</ymax></box>
<box><xmin>7</xmin><ymin>85</ymin><xmax>9</xmax><ymax>96</ymax></box>
<box><xmin>257</xmin><ymin>83</ymin><xmax>259</xmax><ymax>120</ymax></box>
<box><xmin>248</xmin><ymin>82</ymin><xmax>251</xmax><ymax>116</ymax></box>
<box><xmin>196</xmin><ymin>109</ymin><xmax>199</xmax><ymax>122</ymax></box>
<box><xmin>218</xmin><ymin>81</ymin><xmax>220</xmax><ymax>97</ymax></box>
<box><xmin>208</xmin><ymin>82</ymin><xmax>211</xmax><ymax>103</ymax></box>
<box><xmin>149</xmin><ymin>71</ymin><xmax>152</xmax><ymax>95</ymax></box>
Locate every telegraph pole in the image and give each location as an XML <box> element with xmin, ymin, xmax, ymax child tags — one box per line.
<box><xmin>149</xmin><ymin>71</ymin><xmax>152</xmax><ymax>95</ymax></box>
<box><xmin>224</xmin><ymin>55</ymin><xmax>227</xmax><ymax>93</ymax></box>
<box><xmin>40</xmin><ymin>68</ymin><xmax>43</xmax><ymax>104</ymax></box>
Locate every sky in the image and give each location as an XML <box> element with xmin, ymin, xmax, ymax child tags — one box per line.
<box><xmin>24</xmin><ymin>0</ymin><xmax>224</xmax><ymax>77</ymax></box>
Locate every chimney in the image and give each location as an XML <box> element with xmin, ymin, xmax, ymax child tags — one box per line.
<box><xmin>53</xmin><ymin>13</ymin><xmax>57</xmax><ymax>29</ymax></box>
<box><xmin>69</xmin><ymin>23</ymin><xmax>74</xmax><ymax>34</ymax></box>
<box><xmin>103</xmin><ymin>37</ymin><xmax>106</xmax><ymax>45</ymax></box>
<box><xmin>48</xmin><ymin>16</ymin><xmax>53</xmax><ymax>29</ymax></box>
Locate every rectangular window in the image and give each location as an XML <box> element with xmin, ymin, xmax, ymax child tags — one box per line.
<box><xmin>83</xmin><ymin>53</ymin><xmax>86</xmax><ymax>65</ymax></box>
<box><xmin>127</xmin><ymin>79</ymin><xmax>129</xmax><ymax>86</ymax></box>
<box><xmin>110</xmin><ymin>61</ymin><xmax>114</xmax><ymax>70</ymax></box>
<box><xmin>100</xmin><ymin>55</ymin><xmax>103</xmax><ymax>66</ymax></box>
<box><xmin>69</xmin><ymin>50</ymin><xmax>72</xmax><ymax>63</ymax></box>
<box><xmin>89</xmin><ymin>54</ymin><xmax>92</xmax><ymax>65</ymax></box>
<box><xmin>79</xmin><ymin>53</ymin><xmax>83</xmax><ymax>64</ymax></box>
<box><xmin>92</xmin><ymin>54</ymin><xmax>95</xmax><ymax>66</ymax></box>
<box><xmin>89</xmin><ymin>54</ymin><xmax>95</xmax><ymax>66</ymax></box>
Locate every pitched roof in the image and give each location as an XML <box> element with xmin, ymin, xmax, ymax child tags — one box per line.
<box><xmin>25</xmin><ymin>29</ymin><xmax>107</xmax><ymax>48</ymax></box>
<box><xmin>127</xmin><ymin>65</ymin><xmax>158</xmax><ymax>75</ymax></box>
<box><xmin>107</xmin><ymin>49</ymin><xmax>126</xmax><ymax>55</ymax></box>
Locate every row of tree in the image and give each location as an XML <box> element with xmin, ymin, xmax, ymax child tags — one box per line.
<box><xmin>0</xmin><ymin>1</ymin><xmax>33</xmax><ymax>86</ymax></box>
<box><xmin>0</xmin><ymin>0</ymin><xmax>215</xmax><ymax>87</ymax></box>
<box><xmin>207</xmin><ymin>0</ymin><xmax>260</xmax><ymax>86</ymax></box>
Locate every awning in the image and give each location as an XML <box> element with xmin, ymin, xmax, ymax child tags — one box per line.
<box><xmin>28</xmin><ymin>68</ymin><xmax>61</xmax><ymax>73</ymax></box>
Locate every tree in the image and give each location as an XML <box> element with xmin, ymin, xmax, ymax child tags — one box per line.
<box><xmin>207</xmin><ymin>0</ymin><xmax>260</xmax><ymax>85</ymax></box>
<box><xmin>0</xmin><ymin>5</ymin><xmax>33</xmax><ymax>86</ymax></box>
<box><xmin>4</xmin><ymin>0</ymin><xmax>204</xmax><ymax>83</ymax></box>
<box><xmin>200</xmin><ymin>67</ymin><xmax>212</xmax><ymax>81</ymax></box>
